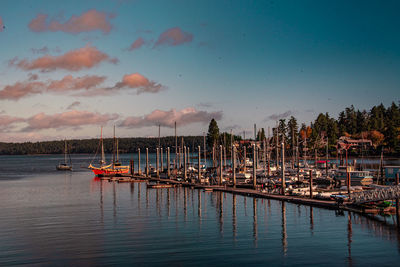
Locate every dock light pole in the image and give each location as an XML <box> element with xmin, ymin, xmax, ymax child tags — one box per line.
<box><xmin>233</xmin><ymin>145</ymin><xmax>236</xmax><ymax>188</ymax></box>
<box><xmin>198</xmin><ymin>146</ymin><xmax>201</xmax><ymax>183</ymax></box>
<box><xmin>281</xmin><ymin>142</ymin><xmax>285</xmax><ymax>195</ymax></box>
<box><xmin>146</xmin><ymin>148</ymin><xmax>149</xmax><ymax>177</ymax></box>
<box><xmin>138</xmin><ymin>148</ymin><xmax>141</xmax><ymax>175</ymax></box>
<box><xmin>167</xmin><ymin>147</ymin><xmax>170</xmax><ymax>178</ymax></box>
<box><xmin>219</xmin><ymin>145</ymin><xmax>223</xmax><ymax>185</ymax></box>
<box><xmin>244</xmin><ymin>146</ymin><xmax>247</xmax><ymax>174</ymax></box>
<box><xmin>253</xmin><ymin>144</ymin><xmax>257</xmax><ymax>190</ymax></box>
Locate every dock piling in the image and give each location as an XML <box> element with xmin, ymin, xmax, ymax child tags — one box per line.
<box><xmin>309</xmin><ymin>170</ymin><xmax>313</xmax><ymax>199</ymax></box>
<box><xmin>282</xmin><ymin>142</ymin><xmax>285</xmax><ymax>195</ymax></box>
<box><xmin>198</xmin><ymin>145</ymin><xmax>201</xmax><ymax>183</ymax></box>
<box><xmin>396</xmin><ymin>173</ymin><xmax>399</xmax><ymax>228</ymax></box>
<box><xmin>184</xmin><ymin>146</ymin><xmax>187</xmax><ymax>180</ymax></box>
<box><xmin>167</xmin><ymin>147</ymin><xmax>170</xmax><ymax>178</ymax></box>
<box><xmin>233</xmin><ymin>145</ymin><xmax>236</xmax><ymax>188</ymax></box>
<box><xmin>146</xmin><ymin>148</ymin><xmax>149</xmax><ymax>177</ymax></box>
<box><xmin>219</xmin><ymin>145</ymin><xmax>223</xmax><ymax>185</ymax></box>
<box><xmin>253</xmin><ymin>144</ymin><xmax>257</xmax><ymax>190</ymax></box>
<box><xmin>156</xmin><ymin>148</ymin><xmax>159</xmax><ymax>178</ymax></box>
<box><xmin>138</xmin><ymin>148</ymin><xmax>141</xmax><ymax>175</ymax></box>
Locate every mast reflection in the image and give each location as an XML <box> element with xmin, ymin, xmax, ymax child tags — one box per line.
<box><xmin>253</xmin><ymin>198</ymin><xmax>258</xmax><ymax>245</ymax></box>
<box><xmin>282</xmin><ymin>202</ymin><xmax>287</xmax><ymax>256</ymax></box>
<box><xmin>310</xmin><ymin>206</ymin><xmax>314</xmax><ymax>234</ymax></box>
<box><xmin>232</xmin><ymin>194</ymin><xmax>237</xmax><ymax>239</ymax></box>
<box><xmin>347</xmin><ymin>212</ymin><xmax>353</xmax><ymax>266</ymax></box>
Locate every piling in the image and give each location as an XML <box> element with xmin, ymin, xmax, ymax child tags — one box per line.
<box><xmin>156</xmin><ymin>148</ymin><xmax>160</xmax><ymax>177</ymax></box>
<box><xmin>184</xmin><ymin>146</ymin><xmax>187</xmax><ymax>180</ymax></box>
<box><xmin>198</xmin><ymin>145</ymin><xmax>201</xmax><ymax>183</ymax></box>
<box><xmin>130</xmin><ymin>159</ymin><xmax>134</xmax><ymax>175</ymax></box>
<box><xmin>219</xmin><ymin>145</ymin><xmax>223</xmax><ymax>185</ymax></box>
<box><xmin>396</xmin><ymin>173</ymin><xmax>399</xmax><ymax>228</ymax></box>
<box><xmin>309</xmin><ymin>170</ymin><xmax>313</xmax><ymax>199</ymax></box>
<box><xmin>138</xmin><ymin>148</ymin><xmax>141</xmax><ymax>175</ymax></box>
<box><xmin>282</xmin><ymin>142</ymin><xmax>285</xmax><ymax>195</ymax></box>
<box><xmin>233</xmin><ymin>145</ymin><xmax>236</xmax><ymax>188</ymax></box>
<box><xmin>253</xmin><ymin>144</ymin><xmax>257</xmax><ymax>190</ymax></box>
<box><xmin>244</xmin><ymin>146</ymin><xmax>247</xmax><ymax>174</ymax></box>
<box><xmin>167</xmin><ymin>147</ymin><xmax>170</xmax><ymax>177</ymax></box>
<box><xmin>161</xmin><ymin>147</ymin><xmax>163</xmax><ymax>173</ymax></box>
<box><xmin>146</xmin><ymin>148</ymin><xmax>149</xmax><ymax>177</ymax></box>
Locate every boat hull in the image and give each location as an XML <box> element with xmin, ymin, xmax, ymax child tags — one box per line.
<box><xmin>90</xmin><ymin>165</ymin><xmax>129</xmax><ymax>177</ymax></box>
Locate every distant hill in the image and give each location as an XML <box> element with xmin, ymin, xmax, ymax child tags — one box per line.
<box><xmin>0</xmin><ymin>136</ymin><xmax>203</xmax><ymax>155</ymax></box>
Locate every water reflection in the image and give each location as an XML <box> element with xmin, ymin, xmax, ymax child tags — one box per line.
<box><xmin>218</xmin><ymin>191</ymin><xmax>224</xmax><ymax>235</ymax></box>
<box><xmin>347</xmin><ymin>212</ymin><xmax>353</xmax><ymax>266</ymax></box>
<box><xmin>282</xmin><ymin>202</ymin><xmax>287</xmax><ymax>256</ymax></box>
<box><xmin>232</xmin><ymin>194</ymin><xmax>237</xmax><ymax>239</ymax></box>
<box><xmin>253</xmin><ymin>198</ymin><xmax>258</xmax><ymax>245</ymax></box>
<box><xmin>310</xmin><ymin>206</ymin><xmax>314</xmax><ymax>234</ymax></box>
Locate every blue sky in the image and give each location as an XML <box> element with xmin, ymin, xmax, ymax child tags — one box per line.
<box><xmin>0</xmin><ymin>0</ymin><xmax>399</xmax><ymax>141</ymax></box>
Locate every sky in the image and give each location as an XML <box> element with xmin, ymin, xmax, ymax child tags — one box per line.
<box><xmin>0</xmin><ymin>0</ymin><xmax>399</xmax><ymax>142</ymax></box>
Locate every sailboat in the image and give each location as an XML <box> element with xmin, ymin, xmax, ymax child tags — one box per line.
<box><xmin>56</xmin><ymin>140</ymin><xmax>72</xmax><ymax>171</ymax></box>
<box><xmin>88</xmin><ymin>127</ymin><xmax>129</xmax><ymax>177</ymax></box>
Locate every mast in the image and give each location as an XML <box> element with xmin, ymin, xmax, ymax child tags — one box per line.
<box><xmin>64</xmin><ymin>139</ymin><xmax>67</xmax><ymax>164</ymax></box>
<box><xmin>101</xmin><ymin>127</ymin><xmax>105</xmax><ymax>166</ymax></box>
<box><xmin>113</xmin><ymin>125</ymin><xmax>116</xmax><ymax>168</ymax></box>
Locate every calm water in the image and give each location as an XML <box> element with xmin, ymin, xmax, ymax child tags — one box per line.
<box><xmin>1</xmin><ymin>155</ymin><xmax>400</xmax><ymax>266</ymax></box>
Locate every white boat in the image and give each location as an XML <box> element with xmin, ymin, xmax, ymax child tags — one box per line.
<box><xmin>56</xmin><ymin>140</ymin><xmax>72</xmax><ymax>171</ymax></box>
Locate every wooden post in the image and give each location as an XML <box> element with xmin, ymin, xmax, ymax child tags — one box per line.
<box><xmin>184</xmin><ymin>146</ymin><xmax>187</xmax><ymax>180</ymax></box>
<box><xmin>309</xmin><ymin>170</ymin><xmax>313</xmax><ymax>198</ymax></box>
<box><xmin>156</xmin><ymin>147</ymin><xmax>159</xmax><ymax>178</ymax></box>
<box><xmin>198</xmin><ymin>145</ymin><xmax>201</xmax><ymax>183</ymax></box>
<box><xmin>282</xmin><ymin>142</ymin><xmax>285</xmax><ymax>195</ymax></box>
<box><xmin>233</xmin><ymin>145</ymin><xmax>236</xmax><ymax>188</ymax></box>
<box><xmin>146</xmin><ymin>148</ymin><xmax>149</xmax><ymax>177</ymax></box>
<box><xmin>396</xmin><ymin>173</ymin><xmax>399</xmax><ymax>228</ymax></box>
<box><xmin>138</xmin><ymin>148</ymin><xmax>141</xmax><ymax>175</ymax></box>
<box><xmin>223</xmin><ymin>144</ymin><xmax>226</xmax><ymax>170</ymax></box>
<box><xmin>244</xmin><ymin>146</ymin><xmax>247</xmax><ymax>174</ymax></box>
<box><xmin>130</xmin><ymin>159</ymin><xmax>134</xmax><ymax>175</ymax></box>
<box><xmin>253</xmin><ymin>144</ymin><xmax>257</xmax><ymax>190</ymax></box>
<box><xmin>160</xmin><ymin>147</ymin><xmax>163</xmax><ymax>173</ymax></box>
<box><xmin>219</xmin><ymin>145</ymin><xmax>223</xmax><ymax>185</ymax></box>
<box><xmin>167</xmin><ymin>147</ymin><xmax>170</xmax><ymax>177</ymax></box>
<box><xmin>203</xmin><ymin>132</ymin><xmax>207</xmax><ymax>168</ymax></box>
<box><xmin>263</xmin><ymin>138</ymin><xmax>266</xmax><ymax>175</ymax></box>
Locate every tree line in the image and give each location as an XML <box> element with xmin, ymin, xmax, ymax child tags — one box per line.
<box><xmin>0</xmin><ymin>136</ymin><xmax>204</xmax><ymax>155</ymax></box>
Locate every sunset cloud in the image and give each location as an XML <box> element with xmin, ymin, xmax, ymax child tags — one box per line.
<box><xmin>0</xmin><ymin>17</ymin><xmax>4</xmax><ymax>32</ymax></box>
<box><xmin>47</xmin><ymin>75</ymin><xmax>106</xmax><ymax>92</ymax></box>
<box><xmin>129</xmin><ymin>37</ymin><xmax>145</xmax><ymax>51</ymax></box>
<box><xmin>114</xmin><ymin>73</ymin><xmax>165</xmax><ymax>94</ymax></box>
<box><xmin>0</xmin><ymin>115</ymin><xmax>24</xmax><ymax>131</ymax></box>
<box><xmin>67</xmin><ymin>101</ymin><xmax>81</xmax><ymax>110</ymax></box>
<box><xmin>11</xmin><ymin>45</ymin><xmax>118</xmax><ymax>72</ymax></box>
<box><xmin>265</xmin><ymin>111</ymin><xmax>293</xmax><ymax>121</ymax></box>
<box><xmin>0</xmin><ymin>75</ymin><xmax>106</xmax><ymax>100</ymax></box>
<box><xmin>29</xmin><ymin>10</ymin><xmax>114</xmax><ymax>34</ymax></box>
<box><xmin>154</xmin><ymin>27</ymin><xmax>193</xmax><ymax>47</ymax></box>
<box><xmin>0</xmin><ymin>80</ymin><xmax>45</xmax><ymax>100</ymax></box>
<box><xmin>24</xmin><ymin>110</ymin><xmax>119</xmax><ymax>131</ymax></box>
<box><xmin>119</xmin><ymin>107</ymin><xmax>222</xmax><ymax>128</ymax></box>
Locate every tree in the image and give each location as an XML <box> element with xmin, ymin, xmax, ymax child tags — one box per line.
<box><xmin>287</xmin><ymin>116</ymin><xmax>299</xmax><ymax>148</ymax></box>
<box><xmin>257</xmin><ymin>128</ymin><xmax>266</xmax><ymax>141</ymax></box>
<box><xmin>206</xmin><ymin>118</ymin><xmax>220</xmax><ymax>149</ymax></box>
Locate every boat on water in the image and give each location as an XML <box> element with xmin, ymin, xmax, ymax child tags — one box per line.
<box><xmin>56</xmin><ymin>140</ymin><xmax>72</xmax><ymax>171</ymax></box>
<box><xmin>88</xmin><ymin>127</ymin><xmax>129</xmax><ymax>177</ymax></box>
<box><xmin>333</xmin><ymin>166</ymin><xmax>373</xmax><ymax>186</ymax></box>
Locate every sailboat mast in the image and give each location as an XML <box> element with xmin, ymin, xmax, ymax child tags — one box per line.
<box><xmin>64</xmin><ymin>139</ymin><xmax>67</xmax><ymax>164</ymax></box>
<box><xmin>101</xmin><ymin>127</ymin><xmax>105</xmax><ymax>166</ymax></box>
<box><xmin>113</xmin><ymin>126</ymin><xmax>116</xmax><ymax>168</ymax></box>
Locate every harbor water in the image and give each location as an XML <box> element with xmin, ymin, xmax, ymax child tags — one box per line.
<box><xmin>0</xmin><ymin>154</ymin><xmax>400</xmax><ymax>266</ymax></box>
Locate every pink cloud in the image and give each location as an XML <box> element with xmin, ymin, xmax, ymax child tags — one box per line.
<box><xmin>0</xmin><ymin>115</ymin><xmax>24</xmax><ymax>131</ymax></box>
<box><xmin>67</xmin><ymin>101</ymin><xmax>81</xmax><ymax>110</ymax></box>
<box><xmin>0</xmin><ymin>80</ymin><xmax>46</xmax><ymax>100</ymax></box>
<box><xmin>0</xmin><ymin>74</ymin><xmax>106</xmax><ymax>100</ymax></box>
<box><xmin>0</xmin><ymin>17</ymin><xmax>4</xmax><ymax>32</ymax></box>
<box><xmin>154</xmin><ymin>27</ymin><xmax>193</xmax><ymax>47</ymax></box>
<box><xmin>129</xmin><ymin>37</ymin><xmax>145</xmax><ymax>51</ymax></box>
<box><xmin>24</xmin><ymin>110</ymin><xmax>119</xmax><ymax>131</ymax></box>
<box><xmin>119</xmin><ymin>107</ymin><xmax>222</xmax><ymax>128</ymax></box>
<box><xmin>115</xmin><ymin>73</ymin><xmax>165</xmax><ymax>94</ymax></box>
<box><xmin>11</xmin><ymin>45</ymin><xmax>118</xmax><ymax>72</ymax></box>
<box><xmin>29</xmin><ymin>10</ymin><xmax>114</xmax><ymax>34</ymax></box>
<box><xmin>47</xmin><ymin>75</ymin><xmax>106</xmax><ymax>92</ymax></box>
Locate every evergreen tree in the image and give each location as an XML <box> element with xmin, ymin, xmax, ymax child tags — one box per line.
<box><xmin>206</xmin><ymin>118</ymin><xmax>220</xmax><ymax>149</ymax></box>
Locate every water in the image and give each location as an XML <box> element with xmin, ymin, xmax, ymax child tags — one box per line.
<box><xmin>1</xmin><ymin>155</ymin><xmax>400</xmax><ymax>266</ymax></box>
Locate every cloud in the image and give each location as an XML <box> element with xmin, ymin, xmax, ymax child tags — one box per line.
<box><xmin>67</xmin><ymin>101</ymin><xmax>81</xmax><ymax>110</ymax></box>
<box><xmin>0</xmin><ymin>80</ymin><xmax>46</xmax><ymax>100</ymax></box>
<box><xmin>0</xmin><ymin>115</ymin><xmax>24</xmax><ymax>131</ymax></box>
<box><xmin>114</xmin><ymin>73</ymin><xmax>165</xmax><ymax>94</ymax></box>
<box><xmin>28</xmin><ymin>10</ymin><xmax>114</xmax><ymax>34</ymax></box>
<box><xmin>31</xmin><ymin>46</ymin><xmax>49</xmax><ymax>54</ymax></box>
<box><xmin>0</xmin><ymin>74</ymin><xmax>106</xmax><ymax>100</ymax></box>
<box><xmin>47</xmin><ymin>75</ymin><xmax>106</xmax><ymax>92</ymax></box>
<box><xmin>23</xmin><ymin>110</ymin><xmax>119</xmax><ymax>131</ymax></box>
<box><xmin>119</xmin><ymin>107</ymin><xmax>222</xmax><ymax>128</ymax></box>
<box><xmin>0</xmin><ymin>17</ymin><xmax>4</xmax><ymax>32</ymax></box>
<box><xmin>154</xmin><ymin>27</ymin><xmax>193</xmax><ymax>47</ymax></box>
<box><xmin>128</xmin><ymin>37</ymin><xmax>145</xmax><ymax>51</ymax></box>
<box><xmin>11</xmin><ymin>45</ymin><xmax>118</xmax><ymax>72</ymax></box>
<box><xmin>265</xmin><ymin>111</ymin><xmax>293</xmax><ymax>121</ymax></box>
<box><xmin>197</xmin><ymin>102</ymin><xmax>213</xmax><ymax>108</ymax></box>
